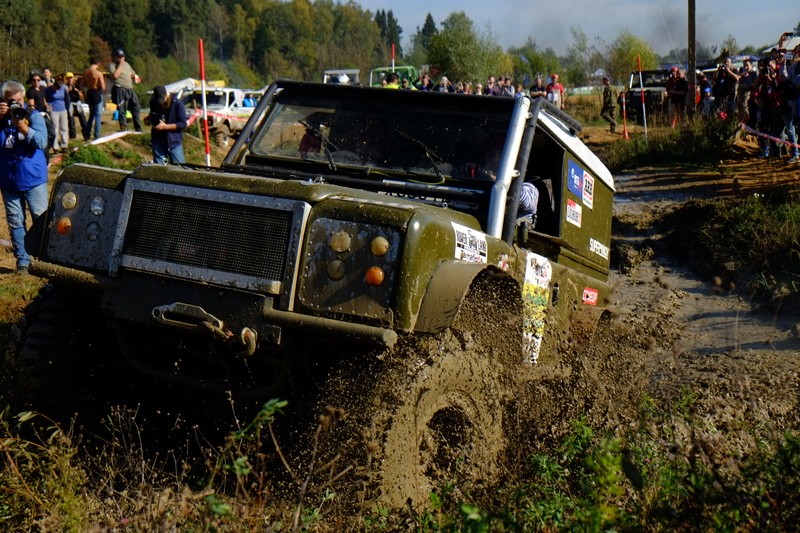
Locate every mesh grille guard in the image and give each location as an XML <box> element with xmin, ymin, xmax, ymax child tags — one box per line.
<box><xmin>110</xmin><ymin>179</ymin><xmax>309</xmax><ymax>306</ymax></box>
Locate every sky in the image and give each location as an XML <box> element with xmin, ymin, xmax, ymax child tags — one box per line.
<box><xmin>357</xmin><ymin>0</ymin><xmax>797</xmax><ymax>60</ymax></box>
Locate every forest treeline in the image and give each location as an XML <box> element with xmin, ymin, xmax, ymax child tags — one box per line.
<box><xmin>0</xmin><ymin>0</ymin><xmax>791</xmax><ymax>91</ymax></box>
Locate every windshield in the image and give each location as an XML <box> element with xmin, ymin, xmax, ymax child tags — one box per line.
<box><xmin>247</xmin><ymin>91</ymin><xmax>512</xmax><ymax>184</ymax></box>
<box><xmin>181</xmin><ymin>92</ymin><xmax>228</xmax><ymax>108</ymax></box>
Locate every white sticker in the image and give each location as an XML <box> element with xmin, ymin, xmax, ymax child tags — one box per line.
<box><xmin>451</xmin><ymin>222</ymin><xmax>488</xmax><ymax>263</ymax></box>
<box><xmin>582</xmin><ymin>172</ymin><xmax>594</xmax><ymax>209</ymax></box>
<box><xmin>566</xmin><ymin>198</ymin><xmax>582</xmax><ymax>228</ymax></box>
<box><xmin>589</xmin><ymin>238</ymin><xmax>609</xmax><ymax>260</ymax></box>
<box><xmin>523</xmin><ymin>251</ymin><xmax>552</xmax><ymax>365</ymax></box>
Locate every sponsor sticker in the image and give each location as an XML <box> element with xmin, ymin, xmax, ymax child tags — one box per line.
<box><xmin>451</xmin><ymin>222</ymin><xmax>488</xmax><ymax>263</ymax></box>
<box><xmin>523</xmin><ymin>251</ymin><xmax>552</xmax><ymax>365</ymax></box>
<box><xmin>582</xmin><ymin>287</ymin><xmax>599</xmax><ymax>306</ymax></box>
<box><xmin>582</xmin><ymin>172</ymin><xmax>594</xmax><ymax>209</ymax></box>
<box><xmin>566</xmin><ymin>198</ymin><xmax>582</xmax><ymax>228</ymax></box>
<box><xmin>567</xmin><ymin>159</ymin><xmax>583</xmax><ymax>197</ymax></box>
<box><xmin>589</xmin><ymin>238</ymin><xmax>609</xmax><ymax>260</ymax></box>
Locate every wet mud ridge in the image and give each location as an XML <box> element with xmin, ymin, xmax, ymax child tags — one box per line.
<box><xmin>608</xmin><ymin>170</ymin><xmax>800</xmax><ymax>451</ymax></box>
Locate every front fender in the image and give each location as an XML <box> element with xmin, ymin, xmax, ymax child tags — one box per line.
<box><xmin>415</xmin><ymin>261</ymin><xmax>513</xmax><ymax>333</ymax></box>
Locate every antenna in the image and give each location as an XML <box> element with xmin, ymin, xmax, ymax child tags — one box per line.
<box><xmin>660</xmin><ymin>9</ymin><xmax>683</xmax><ymax>64</ymax></box>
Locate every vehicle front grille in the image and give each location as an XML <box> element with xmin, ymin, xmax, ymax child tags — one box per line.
<box><xmin>122</xmin><ymin>190</ymin><xmax>293</xmax><ymax>281</ymax></box>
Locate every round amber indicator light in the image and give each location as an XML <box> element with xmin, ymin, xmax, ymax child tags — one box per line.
<box><xmin>61</xmin><ymin>191</ymin><xmax>77</xmax><ymax>210</ymax></box>
<box><xmin>365</xmin><ymin>266</ymin><xmax>385</xmax><ymax>286</ymax></box>
<box><xmin>56</xmin><ymin>217</ymin><xmax>73</xmax><ymax>235</ymax></box>
<box><xmin>371</xmin><ymin>236</ymin><xmax>390</xmax><ymax>256</ymax></box>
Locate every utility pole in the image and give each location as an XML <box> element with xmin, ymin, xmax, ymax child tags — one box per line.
<box><xmin>687</xmin><ymin>0</ymin><xmax>696</xmax><ymax>119</ymax></box>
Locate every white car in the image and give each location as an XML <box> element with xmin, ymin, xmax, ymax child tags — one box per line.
<box><xmin>178</xmin><ymin>86</ymin><xmax>264</xmax><ymax>146</ymax></box>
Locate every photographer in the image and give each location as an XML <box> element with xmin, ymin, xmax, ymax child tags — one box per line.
<box><xmin>712</xmin><ymin>57</ymin><xmax>740</xmax><ymax>115</ymax></box>
<box><xmin>0</xmin><ymin>80</ymin><xmax>49</xmax><ymax>275</ymax></box>
<box><xmin>147</xmin><ymin>85</ymin><xmax>187</xmax><ymax>164</ymax></box>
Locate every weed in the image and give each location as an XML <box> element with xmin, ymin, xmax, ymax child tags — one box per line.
<box><xmin>60</xmin><ymin>145</ymin><xmax>115</xmax><ymax>168</ymax></box>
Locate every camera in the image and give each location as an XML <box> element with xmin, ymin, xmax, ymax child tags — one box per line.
<box><xmin>5</xmin><ymin>100</ymin><xmax>29</xmax><ymax>121</ymax></box>
<box><xmin>145</xmin><ymin>111</ymin><xmax>162</xmax><ymax>126</ymax></box>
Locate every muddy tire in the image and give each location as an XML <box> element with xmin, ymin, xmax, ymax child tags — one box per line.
<box><xmin>315</xmin><ymin>270</ymin><xmax>522</xmax><ymax>510</ymax></box>
<box><xmin>8</xmin><ymin>284</ymin><xmax>113</xmax><ymax>416</ymax></box>
<box><xmin>214</xmin><ymin>123</ymin><xmax>231</xmax><ymax>147</ymax></box>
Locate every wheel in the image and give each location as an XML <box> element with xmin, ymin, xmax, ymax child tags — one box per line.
<box><xmin>214</xmin><ymin>123</ymin><xmax>231</xmax><ymax>147</ymax></box>
<box><xmin>7</xmin><ymin>284</ymin><xmax>116</xmax><ymax>417</ymax></box>
<box><xmin>313</xmin><ymin>270</ymin><xmax>522</xmax><ymax>510</ymax></box>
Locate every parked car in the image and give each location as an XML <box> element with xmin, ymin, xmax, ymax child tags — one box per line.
<box><xmin>176</xmin><ymin>82</ymin><xmax>264</xmax><ymax>146</ymax></box>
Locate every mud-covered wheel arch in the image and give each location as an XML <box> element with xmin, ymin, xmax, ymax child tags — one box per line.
<box><xmin>313</xmin><ymin>268</ymin><xmax>523</xmax><ymax>511</ymax></box>
<box><xmin>6</xmin><ymin>283</ymin><xmax>113</xmax><ymax>414</ymax></box>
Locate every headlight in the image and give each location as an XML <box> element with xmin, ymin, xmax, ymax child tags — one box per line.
<box><xmin>90</xmin><ymin>197</ymin><xmax>105</xmax><ymax>216</ymax></box>
<box><xmin>299</xmin><ymin>218</ymin><xmax>402</xmax><ymax>323</ymax></box>
<box><xmin>61</xmin><ymin>191</ymin><xmax>77</xmax><ymax>210</ymax></box>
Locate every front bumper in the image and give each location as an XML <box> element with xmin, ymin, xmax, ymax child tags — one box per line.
<box><xmin>30</xmin><ymin>259</ymin><xmax>398</xmax><ymax>350</ymax></box>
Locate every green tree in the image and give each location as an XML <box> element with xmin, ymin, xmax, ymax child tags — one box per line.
<box><xmin>427</xmin><ymin>12</ymin><xmax>507</xmax><ymax>83</ymax></box>
<box><xmin>564</xmin><ymin>27</ymin><xmax>589</xmax><ymax>86</ymax></box>
<box><xmin>508</xmin><ymin>38</ymin><xmax>561</xmax><ymax>87</ymax></box>
<box><xmin>374</xmin><ymin>9</ymin><xmax>402</xmax><ymax>59</ymax></box>
<box><xmin>607</xmin><ymin>30</ymin><xmax>658</xmax><ymax>85</ymax></box>
<box><xmin>406</xmin><ymin>13</ymin><xmax>437</xmax><ymax>68</ymax></box>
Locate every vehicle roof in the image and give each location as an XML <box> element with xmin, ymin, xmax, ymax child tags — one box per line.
<box><xmin>269</xmin><ymin>80</ymin><xmax>614</xmax><ymax>191</ymax></box>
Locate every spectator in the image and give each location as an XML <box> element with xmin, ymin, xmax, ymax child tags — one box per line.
<box><xmin>484</xmin><ymin>76</ymin><xmax>501</xmax><ymax>96</ymax></box>
<box><xmin>529</xmin><ymin>77</ymin><xmax>546</xmax><ymax>99</ymax></box>
<box><xmin>435</xmin><ymin>76</ymin><xmax>455</xmax><ymax>92</ymax></box>
<box><xmin>148</xmin><ymin>85</ymin><xmax>187</xmax><ymax>165</ymax></box>
<box><xmin>500</xmin><ymin>77</ymin><xmax>514</xmax><ymax>97</ymax></box>
<box><xmin>668</xmin><ymin>69</ymin><xmax>689</xmax><ymax>128</ymax></box>
<box><xmin>737</xmin><ymin>58</ymin><xmax>757</xmax><ymax>121</ymax></box>
<box><xmin>45</xmin><ymin>74</ymin><xmax>70</xmax><ymax>153</ymax></box>
<box><xmin>83</xmin><ymin>57</ymin><xmax>106</xmax><ymax>140</ymax></box>
<box><xmin>697</xmin><ymin>72</ymin><xmax>714</xmax><ymax>117</ymax></box>
<box><xmin>712</xmin><ymin>57</ymin><xmax>740</xmax><ymax>115</ymax></box>
<box><xmin>110</xmin><ymin>49</ymin><xmax>143</xmax><ymax>132</ymax></box>
<box><xmin>417</xmin><ymin>73</ymin><xmax>434</xmax><ymax>91</ymax></box>
<box><xmin>752</xmin><ymin>60</ymin><xmax>781</xmax><ymax>158</ymax></box>
<box><xmin>600</xmin><ymin>77</ymin><xmax>617</xmax><ymax>132</ymax></box>
<box><xmin>0</xmin><ymin>80</ymin><xmax>49</xmax><ymax>275</ymax></box>
<box><xmin>39</xmin><ymin>67</ymin><xmax>53</xmax><ymax>88</ymax></box>
<box><xmin>384</xmin><ymin>72</ymin><xmax>400</xmax><ymax>89</ymax></box>
<box><xmin>473</xmin><ymin>83</ymin><xmax>484</xmax><ymax>95</ymax></box>
<box><xmin>65</xmin><ymin>72</ymin><xmax>88</xmax><ymax>140</ymax></box>
<box><xmin>514</xmin><ymin>84</ymin><xmax>525</xmax><ymax>98</ymax></box>
<box><xmin>25</xmin><ymin>70</ymin><xmax>54</xmax><ymax>157</ymax></box>
<box><xmin>546</xmin><ymin>73</ymin><xmax>566</xmax><ymax>110</ymax></box>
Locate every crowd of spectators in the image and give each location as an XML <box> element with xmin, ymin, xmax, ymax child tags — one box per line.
<box><xmin>385</xmin><ymin>72</ymin><xmax>568</xmax><ymax>110</ymax></box>
<box><xmin>663</xmin><ymin>44</ymin><xmax>800</xmax><ymax>163</ymax></box>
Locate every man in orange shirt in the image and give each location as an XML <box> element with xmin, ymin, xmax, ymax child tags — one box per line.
<box><xmin>82</xmin><ymin>57</ymin><xmax>106</xmax><ymax>139</ymax></box>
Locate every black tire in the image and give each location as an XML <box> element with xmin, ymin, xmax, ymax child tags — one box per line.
<box><xmin>314</xmin><ymin>270</ymin><xmax>522</xmax><ymax>510</ymax></box>
<box><xmin>8</xmin><ymin>284</ymin><xmax>115</xmax><ymax>416</ymax></box>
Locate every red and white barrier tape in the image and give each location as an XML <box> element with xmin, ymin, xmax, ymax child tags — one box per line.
<box><xmin>740</xmin><ymin>122</ymin><xmax>800</xmax><ymax>150</ymax></box>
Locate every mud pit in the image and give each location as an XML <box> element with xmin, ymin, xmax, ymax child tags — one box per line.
<box><xmin>1</xmin><ymin>131</ymin><xmax>799</xmax><ymax>514</ymax></box>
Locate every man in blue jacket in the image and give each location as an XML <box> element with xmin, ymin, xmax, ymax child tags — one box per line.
<box><xmin>0</xmin><ymin>80</ymin><xmax>48</xmax><ymax>275</ymax></box>
<box><xmin>148</xmin><ymin>85</ymin><xmax>187</xmax><ymax>164</ymax></box>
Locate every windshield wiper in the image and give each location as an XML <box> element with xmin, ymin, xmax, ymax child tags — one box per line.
<box><xmin>394</xmin><ymin>129</ymin><xmax>444</xmax><ymax>183</ymax></box>
<box><xmin>298</xmin><ymin>119</ymin><xmax>338</xmax><ymax>171</ymax></box>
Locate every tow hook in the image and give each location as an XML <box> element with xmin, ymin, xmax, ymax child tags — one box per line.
<box><xmin>152</xmin><ymin>302</ymin><xmax>233</xmax><ymax>339</ymax></box>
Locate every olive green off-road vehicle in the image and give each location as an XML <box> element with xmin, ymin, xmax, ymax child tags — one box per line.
<box><xmin>21</xmin><ymin>80</ymin><xmax>614</xmax><ymax>508</ymax></box>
